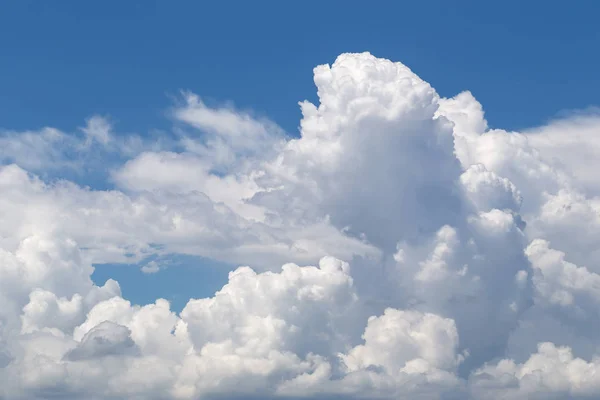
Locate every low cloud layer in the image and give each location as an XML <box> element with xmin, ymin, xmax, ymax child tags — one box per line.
<box><xmin>1</xmin><ymin>53</ymin><xmax>600</xmax><ymax>399</ymax></box>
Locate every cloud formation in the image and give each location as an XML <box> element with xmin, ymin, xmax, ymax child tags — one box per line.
<box><xmin>1</xmin><ymin>52</ymin><xmax>600</xmax><ymax>399</ymax></box>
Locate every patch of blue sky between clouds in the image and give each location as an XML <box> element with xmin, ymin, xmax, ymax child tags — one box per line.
<box><xmin>92</xmin><ymin>254</ymin><xmax>230</xmax><ymax>312</ymax></box>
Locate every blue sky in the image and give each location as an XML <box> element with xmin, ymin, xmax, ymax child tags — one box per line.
<box><xmin>92</xmin><ymin>256</ymin><xmax>232</xmax><ymax>311</ymax></box>
<box><xmin>2</xmin><ymin>0</ymin><xmax>599</xmax><ymax>135</ymax></box>
<box><xmin>2</xmin><ymin>0</ymin><xmax>599</xmax><ymax>311</ymax></box>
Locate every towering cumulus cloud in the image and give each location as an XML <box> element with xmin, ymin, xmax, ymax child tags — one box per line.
<box><xmin>1</xmin><ymin>53</ymin><xmax>600</xmax><ymax>399</ymax></box>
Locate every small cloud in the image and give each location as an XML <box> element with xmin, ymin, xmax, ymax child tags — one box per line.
<box><xmin>174</xmin><ymin>92</ymin><xmax>277</xmax><ymax>139</ymax></box>
<box><xmin>80</xmin><ymin>115</ymin><xmax>113</xmax><ymax>147</ymax></box>
<box><xmin>140</xmin><ymin>260</ymin><xmax>161</xmax><ymax>274</ymax></box>
<box><xmin>64</xmin><ymin>321</ymin><xmax>139</xmax><ymax>361</ymax></box>
<box><xmin>172</xmin><ymin>92</ymin><xmax>285</xmax><ymax>172</ymax></box>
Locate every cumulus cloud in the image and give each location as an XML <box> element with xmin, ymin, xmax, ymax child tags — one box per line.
<box><xmin>471</xmin><ymin>342</ymin><xmax>600</xmax><ymax>400</ymax></box>
<box><xmin>524</xmin><ymin>110</ymin><xmax>600</xmax><ymax>195</ymax></box>
<box><xmin>0</xmin><ymin>52</ymin><xmax>599</xmax><ymax>399</ymax></box>
<box><xmin>65</xmin><ymin>321</ymin><xmax>139</xmax><ymax>361</ymax></box>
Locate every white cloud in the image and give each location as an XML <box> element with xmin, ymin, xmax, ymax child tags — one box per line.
<box><xmin>175</xmin><ymin>93</ymin><xmax>278</xmax><ymax>139</ymax></box>
<box><xmin>0</xmin><ymin>116</ymin><xmax>170</xmax><ymax>176</ymax></box>
<box><xmin>0</xmin><ymin>127</ymin><xmax>73</xmax><ymax>170</ymax></box>
<box><xmin>0</xmin><ymin>163</ymin><xmax>377</xmax><ymax>269</ymax></box>
<box><xmin>341</xmin><ymin>308</ymin><xmax>461</xmax><ymax>376</ymax></box>
<box><xmin>65</xmin><ymin>321</ymin><xmax>138</xmax><ymax>361</ymax></box>
<box><xmin>141</xmin><ymin>260</ymin><xmax>161</xmax><ymax>274</ymax></box>
<box><xmin>1</xmin><ymin>52</ymin><xmax>600</xmax><ymax>399</ymax></box>
<box><xmin>470</xmin><ymin>342</ymin><xmax>600</xmax><ymax>400</ymax></box>
<box><xmin>254</xmin><ymin>53</ymin><xmax>463</xmax><ymax>252</ymax></box>
<box><xmin>525</xmin><ymin>110</ymin><xmax>600</xmax><ymax>195</ymax></box>
<box><xmin>81</xmin><ymin>115</ymin><xmax>113</xmax><ymax>147</ymax></box>
<box><xmin>174</xmin><ymin>93</ymin><xmax>285</xmax><ymax>172</ymax></box>
<box><xmin>113</xmin><ymin>151</ymin><xmax>268</xmax><ymax>221</ymax></box>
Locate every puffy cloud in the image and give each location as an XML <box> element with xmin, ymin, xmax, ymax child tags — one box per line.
<box><xmin>113</xmin><ymin>151</ymin><xmax>268</xmax><ymax>221</ymax></box>
<box><xmin>470</xmin><ymin>342</ymin><xmax>600</xmax><ymax>400</ymax></box>
<box><xmin>526</xmin><ymin>189</ymin><xmax>600</xmax><ymax>270</ymax></box>
<box><xmin>0</xmin><ymin>253</ymin><xmax>466</xmax><ymax>399</ymax></box>
<box><xmin>0</xmin><ymin>163</ymin><xmax>377</xmax><ymax>268</ymax></box>
<box><xmin>524</xmin><ymin>110</ymin><xmax>600</xmax><ymax>196</ymax></box>
<box><xmin>502</xmin><ymin>239</ymin><xmax>600</xmax><ymax>364</ymax></box>
<box><xmin>526</xmin><ymin>239</ymin><xmax>600</xmax><ymax>311</ymax></box>
<box><xmin>340</xmin><ymin>308</ymin><xmax>461</xmax><ymax>378</ymax></box>
<box><xmin>1</xmin><ymin>52</ymin><xmax>600</xmax><ymax>399</ymax></box>
<box><xmin>65</xmin><ymin>321</ymin><xmax>138</xmax><ymax>361</ymax></box>
<box><xmin>141</xmin><ymin>260</ymin><xmax>161</xmax><ymax>274</ymax></box>
<box><xmin>460</xmin><ymin>164</ymin><xmax>522</xmax><ymax>213</ymax></box>
<box><xmin>254</xmin><ymin>53</ymin><xmax>463</xmax><ymax>251</ymax></box>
